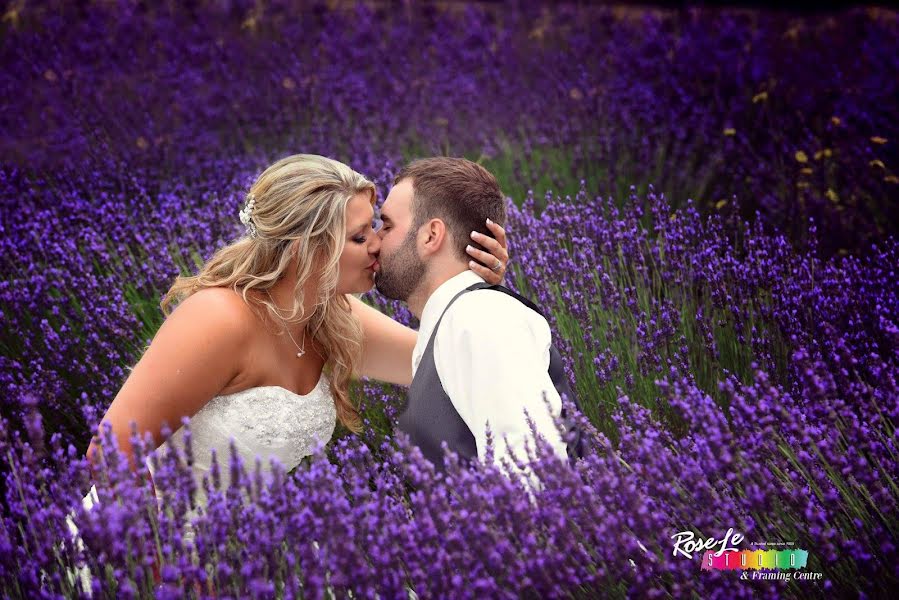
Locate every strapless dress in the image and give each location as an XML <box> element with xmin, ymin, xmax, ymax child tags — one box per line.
<box><xmin>146</xmin><ymin>376</ymin><xmax>337</xmax><ymax>506</ymax></box>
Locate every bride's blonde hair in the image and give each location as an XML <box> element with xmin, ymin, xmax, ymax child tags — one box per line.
<box><xmin>161</xmin><ymin>154</ymin><xmax>376</xmax><ymax>432</ymax></box>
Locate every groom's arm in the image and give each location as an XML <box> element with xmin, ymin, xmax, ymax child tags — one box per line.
<box><xmin>435</xmin><ymin>292</ymin><xmax>568</xmax><ymax>471</ymax></box>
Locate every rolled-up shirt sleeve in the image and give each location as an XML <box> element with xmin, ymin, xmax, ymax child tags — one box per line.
<box><xmin>433</xmin><ymin>291</ymin><xmax>568</xmax><ymax>471</ymax></box>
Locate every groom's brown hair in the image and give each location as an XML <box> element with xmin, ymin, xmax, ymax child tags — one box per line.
<box><xmin>395</xmin><ymin>157</ymin><xmax>506</xmax><ymax>261</ymax></box>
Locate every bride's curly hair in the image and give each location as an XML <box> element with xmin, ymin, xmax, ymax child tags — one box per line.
<box><xmin>162</xmin><ymin>154</ymin><xmax>376</xmax><ymax>432</ymax></box>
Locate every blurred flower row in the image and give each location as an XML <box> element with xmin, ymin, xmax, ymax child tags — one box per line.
<box><xmin>2</xmin><ymin>1</ymin><xmax>896</xmax><ymax>251</ymax></box>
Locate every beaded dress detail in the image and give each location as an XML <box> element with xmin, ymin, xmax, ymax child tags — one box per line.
<box><xmin>147</xmin><ymin>376</ymin><xmax>336</xmax><ymax>505</ymax></box>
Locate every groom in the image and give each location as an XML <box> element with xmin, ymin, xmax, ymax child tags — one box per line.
<box><xmin>374</xmin><ymin>157</ymin><xmax>580</xmax><ymax>474</ymax></box>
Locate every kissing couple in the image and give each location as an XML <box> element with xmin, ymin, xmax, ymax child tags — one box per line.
<box><xmin>88</xmin><ymin>154</ymin><xmax>580</xmax><ymax>507</ymax></box>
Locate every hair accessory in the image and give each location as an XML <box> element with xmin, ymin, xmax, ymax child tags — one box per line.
<box><xmin>239</xmin><ymin>192</ymin><xmax>258</xmax><ymax>238</ymax></box>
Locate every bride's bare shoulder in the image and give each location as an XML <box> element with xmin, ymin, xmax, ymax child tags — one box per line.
<box><xmin>165</xmin><ymin>287</ymin><xmax>258</xmax><ymax>335</ymax></box>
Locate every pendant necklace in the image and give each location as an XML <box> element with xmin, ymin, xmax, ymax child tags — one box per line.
<box><xmin>266</xmin><ymin>290</ymin><xmax>307</xmax><ymax>358</ymax></box>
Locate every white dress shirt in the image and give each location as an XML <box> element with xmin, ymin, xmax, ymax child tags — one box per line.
<box><xmin>411</xmin><ymin>270</ymin><xmax>568</xmax><ymax>471</ymax></box>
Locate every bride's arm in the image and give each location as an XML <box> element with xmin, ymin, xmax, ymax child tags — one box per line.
<box><xmin>87</xmin><ymin>289</ymin><xmax>251</xmax><ymax>469</ymax></box>
<box><xmin>350</xmin><ymin>219</ymin><xmax>510</xmax><ymax>386</ymax></box>
<box><xmin>349</xmin><ymin>296</ymin><xmax>417</xmax><ymax>386</ymax></box>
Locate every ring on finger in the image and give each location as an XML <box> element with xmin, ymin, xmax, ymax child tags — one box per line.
<box><xmin>490</xmin><ymin>259</ymin><xmax>503</xmax><ymax>272</ymax></box>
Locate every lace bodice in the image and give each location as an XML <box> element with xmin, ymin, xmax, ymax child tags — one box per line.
<box><xmin>147</xmin><ymin>377</ymin><xmax>336</xmax><ymax>501</ymax></box>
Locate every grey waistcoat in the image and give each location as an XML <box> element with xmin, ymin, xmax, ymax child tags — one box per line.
<box><xmin>396</xmin><ymin>282</ymin><xmax>583</xmax><ymax>471</ymax></box>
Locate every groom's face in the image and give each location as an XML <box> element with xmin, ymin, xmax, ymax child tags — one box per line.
<box><xmin>375</xmin><ymin>179</ymin><xmax>426</xmax><ymax>301</ymax></box>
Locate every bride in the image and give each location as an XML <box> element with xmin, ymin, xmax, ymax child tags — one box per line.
<box><xmin>86</xmin><ymin>153</ymin><xmax>508</xmax><ymax>501</ymax></box>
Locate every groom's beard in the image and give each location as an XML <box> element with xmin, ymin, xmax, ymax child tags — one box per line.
<box><xmin>375</xmin><ymin>231</ymin><xmax>426</xmax><ymax>302</ymax></box>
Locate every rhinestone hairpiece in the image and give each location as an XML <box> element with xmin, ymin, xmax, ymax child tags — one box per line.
<box><xmin>239</xmin><ymin>193</ymin><xmax>258</xmax><ymax>238</ymax></box>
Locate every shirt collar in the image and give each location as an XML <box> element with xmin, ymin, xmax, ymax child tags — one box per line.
<box><xmin>412</xmin><ymin>269</ymin><xmax>485</xmax><ymax>374</ymax></box>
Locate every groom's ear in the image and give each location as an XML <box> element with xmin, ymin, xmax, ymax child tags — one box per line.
<box><xmin>420</xmin><ymin>218</ymin><xmax>448</xmax><ymax>256</ymax></box>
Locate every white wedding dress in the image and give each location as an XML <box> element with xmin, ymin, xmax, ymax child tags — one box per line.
<box><xmin>67</xmin><ymin>378</ymin><xmax>336</xmax><ymax>593</ymax></box>
<box><xmin>147</xmin><ymin>377</ymin><xmax>337</xmax><ymax>507</ymax></box>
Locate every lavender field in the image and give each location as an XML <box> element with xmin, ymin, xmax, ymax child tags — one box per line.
<box><xmin>2</xmin><ymin>1</ymin><xmax>898</xmax><ymax>597</ymax></box>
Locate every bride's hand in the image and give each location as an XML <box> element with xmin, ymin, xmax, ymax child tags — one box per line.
<box><xmin>466</xmin><ymin>219</ymin><xmax>510</xmax><ymax>285</ymax></box>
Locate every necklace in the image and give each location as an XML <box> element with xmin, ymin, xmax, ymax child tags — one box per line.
<box><xmin>265</xmin><ymin>290</ymin><xmax>307</xmax><ymax>358</ymax></box>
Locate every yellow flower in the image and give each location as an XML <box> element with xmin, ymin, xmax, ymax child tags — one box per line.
<box><xmin>800</xmin><ymin>168</ymin><xmax>813</xmax><ymax>175</ymax></box>
<box><xmin>2</xmin><ymin>7</ymin><xmax>19</xmax><ymax>26</ymax></box>
<box><xmin>869</xmin><ymin>160</ymin><xmax>885</xmax><ymax>169</ymax></box>
<box><xmin>871</xmin><ymin>136</ymin><xmax>887</xmax><ymax>145</ymax></box>
<box><xmin>826</xmin><ymin>189</ymin><xmax>839</xmax><ymax>203</ymax></box>
<box><xmin>752</xmin><ymin>91</ymin><xmax>768</xmax><ymax>103</ymax></box>
<box><xmin>135</xmin><ymin>137</ymin><xmax>149</xmax><ymax>150</ymax></box>
<box><xmin>885</xmin><ymin>175</ymin><xmax>899</xmax><ymax>184</ymax></box>
<box><xmin>795</xmin><ymin>150</ymin><xmax>808</xmax><ymax>163</ymax></box>
<box><xmin>723</xmin><ymin>128</ymin><xmax>736</xmax><ymax>136</ymax></box>
<box><xmin>797</xmin><ymin>181</ymin><xmax>810</xmax><ymax>189</ymax></box>
<box><xmin>831</xmin><ymin>116</ymin><xmax>841</xmax><ymax>126</ymax></box>
<box><xmin>715</xmin><ymin>199</ymin><xmax>728</xmax><ymax>209</ymax></box>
